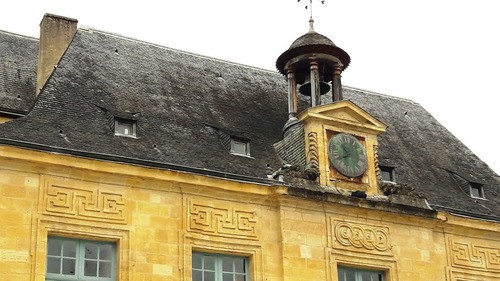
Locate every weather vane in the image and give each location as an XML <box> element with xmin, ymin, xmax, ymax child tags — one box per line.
<box><xmin>298</xmin><ymin>0</ymin><xmax>325</xmax><ymax>19</ymax></box>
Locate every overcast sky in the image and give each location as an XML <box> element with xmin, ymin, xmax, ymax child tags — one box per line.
<box><xmin>1</xmin><ymin>0</ymin><xmax>499</xmax><ymax>175</ymax></box>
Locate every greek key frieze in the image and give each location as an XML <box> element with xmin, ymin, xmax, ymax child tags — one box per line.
<box><xmin>43</xmin><ymin>181</ymin><xmax>126</xmax><ymax>224</ymax></box>
<box><xmin>449</xmin><ymin>239</ymin><xmax>500</xmax><ymax>272</ymax></box>
<box><xmin>334</xmin><ymin>221</ymin><xmax>391</xmax><ymax>252</ymax></box>
<box><xmin>187</xmin><ymin>199</ymin><xmax>258</xmax><ymax>240</ymax></box>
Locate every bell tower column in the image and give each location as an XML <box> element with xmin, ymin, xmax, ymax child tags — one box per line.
<box><xmin>309</xmin><ymin>61</ymin><xmax>321</xmax><ymax>107</ymax></box>
<box><xmin>287</xmin><ymin>68</ymin><xmax>298</xmax><ymax>119</ymax></box>
<box><xmin>332</xmin><ymin>62</ymin><xmax>343</xmax><ymax>102</ymax></box>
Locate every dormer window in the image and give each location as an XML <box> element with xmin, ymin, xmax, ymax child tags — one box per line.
<box><xmin>114</xmin><ymin>118</ymin><xmax>136</xmax><ymax>137</ymax></box>
<box><xmin>230</xmin><ymin>138</ymin><xmax>250</xmax><ymax>157</ymax></box>
<box><xmin>449</xmin><ymin>172</ymin><xmax>486</xmax><ymax>199</ymax></box>
<box><xmin>379</xmin><ymin>166</ymin><xmax>395</xmax><ymax>182</ymax></box>
<box><xmin>470</xmin><ymin>183</ymin><xmax>485</xmax><ymax>199</ymax></box>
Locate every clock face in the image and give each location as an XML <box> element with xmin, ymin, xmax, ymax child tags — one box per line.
<box><xmin>328</xmin><ymin>133</ymin><xmax>368</xmax><ymax>178</ymax></box>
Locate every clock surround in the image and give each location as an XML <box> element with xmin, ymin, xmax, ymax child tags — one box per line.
<box><xmin>328</xmin><ymin>133</ymin><xmax>368</xmax><ymax>178</ymax></box>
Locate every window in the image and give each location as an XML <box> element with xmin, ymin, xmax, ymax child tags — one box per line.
<box><xmin>230</xmin><ymin>138</ymin><xmax>250</xmax><ymax>157</ymax></box>
<box><xmin>338</xmin><ymin>266</ymin><xmax>384</xmax><ymax>281</ymax></box>
<box><xmin>192</xmin><ymin>252</ymin><xmax>249</xmax><ymax>281</ymax></box>
<box><xmin>470</xmin><ymin>183</ymin><xmax>485</xmax><ymax>199</ymax></box>
<box><xmin>114</xmin><ymin>118</ymin><xmax>136</xmax><ymax>137</ymax></box>
<box><xmin>449</xmin><ymin>172</ymin><xmax>486</xmax><ymax>199</ymax></box>
<box><xmin>46</xmin><ymin>237</ymin><xmax>115</xmax><ymax>281</ymax></box>
<box><xmin>379</xmin><ymin>166</ymin><xmax>395</xmax><ymax>182</ymax></box>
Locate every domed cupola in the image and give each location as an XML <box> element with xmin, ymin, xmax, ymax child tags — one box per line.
<box><xmin>276</xmin><ymin>18</ymin><xmax>350</xmax><ymax>119</ymax></box>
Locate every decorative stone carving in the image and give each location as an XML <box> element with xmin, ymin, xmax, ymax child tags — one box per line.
<box><xmin>449</xmin><ymin>239</ymin><xmax>500</xmax><ymax>272</ymax></box>
<box><xmin>304</xmin><ymin>132</ymin><xmax>320</xmax><ymax>180</ymax></box>
<box><xmin>187</xmin><ymin>199</ymin><xmax>258</xmax><ymax>240</ymax></box>
<box><xmin>43</xmin><ymin>181</ymin><xmax>126</xmax><ymax>224</ymax></box>
<box><xmin>334</xmin><ymin>221</ymin><xmax>391</xmax><ymax>252</ymax></box>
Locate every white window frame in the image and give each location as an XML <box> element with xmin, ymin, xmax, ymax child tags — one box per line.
<box><xmin>470</xmin><ymin>184</ymin><xmax>485</xmax><ymax>199</ymax></box>
<box><xmin>230</xmin><ymin>138</ymin><xmax>250</xmax><ymax>157</ymax></box>
<box><xmin>337</xmin><ymin>266</ymin><xmax>385</xmax><ymax>281</ymax></box>
<box><xmin>114</xmin><ymin>118</ymin><xmax>136</xmax><ymax>137</ymax></box>
<box><xmin>46</xmin><ymin>237</ymin><xmax>116</xmax><ymax>281</ymax></box>
<box><xmin>192</xmin><ymin>252</ymin><xmax>249</xmax><ymax>281</ymax></box>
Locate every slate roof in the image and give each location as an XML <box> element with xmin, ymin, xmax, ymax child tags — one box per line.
<box><xmin>0</xmin><ymin>30</ymin><xmax>37</xmax><ymax>115</ymax></box>
<box><xmin>0</xmin><ymin>27</ymin><xmax>499</xmax><ymax>221</ymax></box>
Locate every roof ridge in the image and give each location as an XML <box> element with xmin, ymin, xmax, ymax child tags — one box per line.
<box><xmin>0</xmin><ymin>29</ymin><xmax>38</xmax><ymax>41</ymax></box>
<box><xmin>78</xmin><ymin>26</ymin><xmax>281</xmax><ymax>75</ymax></box>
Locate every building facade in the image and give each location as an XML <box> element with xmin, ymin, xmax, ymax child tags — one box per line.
<box><xmin>0</xmin><ymin>13</ymin><xmax>499</xmax><ymax>281</ymax></box>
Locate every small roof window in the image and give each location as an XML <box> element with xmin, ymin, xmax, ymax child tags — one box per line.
<box><xmin>470</xmin><ymin>183</ymin><xmax>485</xmax><ymax>199</ymax></box>
<box><xmin>379</xmin><ymin>166</ymin><xmax>395</xmax><ymax>182</ymax></box>
<box><xmin>449</xmin><ymin>172</ymin><xmax>486</xmax><ymax>200</ymax></box>
<box><xmin>114</xmin><ymin>118</ymin><xmax>136</xmax><ymax>137</ymax></box>
<box><xmin>230</xmin><ymin>138</ymin><xmax>250</xmax><ymax>157</ymax></box>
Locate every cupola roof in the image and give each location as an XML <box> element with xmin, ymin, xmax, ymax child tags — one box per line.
<box><xmin>276</xmin><ymin>20</ymin><xmax>351</xmax><ymax>76</ymax></box>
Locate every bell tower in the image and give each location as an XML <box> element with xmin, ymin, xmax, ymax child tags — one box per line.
<box><xmin>274</xmin><ymin>2</ymin><xmax>386</xmax><ymax>196</ymax></box>
<box><xmin>276</xmin><ymin>14</ymin><xmax>350</xmax><ymax>119</ymax></box>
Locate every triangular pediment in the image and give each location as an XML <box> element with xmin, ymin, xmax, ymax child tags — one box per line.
<box><xmin>298</xmin><ymin>100</ymin><xmax>387</xmax><ymax>134</ymax></box>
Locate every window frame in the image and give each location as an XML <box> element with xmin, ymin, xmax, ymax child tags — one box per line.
<box><xmin>230</xmin><ymin>138</ymin><xmax>250</xmax><ymax>157</ymax></box>
<box><xmin>46</xmin><ymin>236</ymin><xmax>116</xmax><ymax>281</ymax></box>
<box><xmin>114</xmin><ymin>118</ymin><xmax>137</xmax><ymax>137</ymax></box>
<box><xmin>379</xmin><ymin>166</ymin><xmax>395</xmax><ymax>183</ymax></box>
<box><xmin>469</xmin><ymin>183</ymin><xmax>485</xmax><ymax>199</ymax></box>
<box><xmin>337</xmin><ymin>266</ymin><xmax>385</xmax><ymax>281</ymax></box>
<box><xmin>192</xmin><ymin>252</ymin><xmax>249</xmax><ymax>281</ymax></box>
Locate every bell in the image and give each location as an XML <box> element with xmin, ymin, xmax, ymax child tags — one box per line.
<box><xmin>299</xmin><ymin>76</ymin><xmax>331</xmax><ymax>96</ymax></box>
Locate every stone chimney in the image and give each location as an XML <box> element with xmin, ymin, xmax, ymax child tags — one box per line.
<box><xmin>36</xmin><ymin>13</ymin><xmax>77</xmax><ymax>95</ymax></box>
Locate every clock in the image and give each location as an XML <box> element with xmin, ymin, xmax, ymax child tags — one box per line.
<box><xmin>328</xmin><ymin>133</ymin><xmax>368</xmax><ymax>178</ymax></box>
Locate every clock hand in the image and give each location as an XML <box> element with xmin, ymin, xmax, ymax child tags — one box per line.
<box><xmin>341</xmin><ymin>144</ymin><xmax>350</xmax><ymax>158</ymax></box>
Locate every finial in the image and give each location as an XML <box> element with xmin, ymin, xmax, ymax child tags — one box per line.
<box><xmin>298</xmin><ymin>0</ymin><xmax>325</xmax><ymax>32</ymax></box>
<box><xmin>309</xmin><ymin>18</ymin><xmax>315</xmax><ymax>32</ymax></box>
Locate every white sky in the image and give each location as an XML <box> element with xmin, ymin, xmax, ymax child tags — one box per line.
<box><xmin>1</xmin><ymin>0</ymin><xmax>499</xmax><ymax>175</ymax></box>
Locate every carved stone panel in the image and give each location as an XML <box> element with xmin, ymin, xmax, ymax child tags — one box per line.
<box><xmin>187</xmin><ymin>198</ymin><xmax>258</xmax><ymax>240</ymax></box>
<box><xmin>332</xmin><ymin>219</ymin><xmax>392</xmax><ymax>256</ymax></box>
<box><xmin>42</xmin><ymin>176</ymin><xmax>127</xmax><ymax>224</ymax></box>
<box><xmin>446</xmin><ymin>235</ymin><xmax>500</xmax><ymax>280</ymax></box>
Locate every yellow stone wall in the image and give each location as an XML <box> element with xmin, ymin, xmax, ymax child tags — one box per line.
<box><xmin>1</xmin><ymin>145</ymin><xmax>500</xmax><ymax>281</ymax></box>
<box><xmin>0</xmin><ymin>116</ymin><xmax>14</xmax><ymax>123</ymax></box>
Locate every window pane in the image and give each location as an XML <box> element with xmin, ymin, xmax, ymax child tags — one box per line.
<box><xmin>338</xmin><ymin>268</ymin><xmax>356</xmax><ymax>281</ymax></box>
<box><xmin>62</xmin><ymin>258</ymin><xmax>76</xmax><ymax>275</ymax></box>
<box><xmin>99</xmin><ymin>244</ymin><xmax>113</xmax><ymax>260</ymax></box>
<box><xmin>193</xmin><ymin>253</ymin><xmax>202</xmax><ymax>269</ymax></box>
<box><xmin>99</xmin><ymin>261</ymin><xmax>112</xmax><ymax>277</ymax></box>
<box><xmin>223</xmin><ymin>273</ymin><xmax>234</xmax><ymax>281</ymax></box>
<box><xmin>204</xmin><ymin>255</ymin><xmax>216</xmax><ymax>270</ymax></box>
<box><xmin>47</xmin><ymin>257</ymin><xmax>61</xmax><ymax>273</ymax></box>
<box><xmin>234</xmin><ymin>258</ymin><xmax>245</xmax><ymax>273</ymax></box>
<box><xmin>235</xmin><ymin>274</ymin><xmax>246</xmax><ymax>281</ymax></box>
<box><xmin>471</xmin><ymin>187</ymin><xmax>481</xmax><ymax>197</ymax></box>
<box><xmin>47</xmin><ymin>239</ymin><xmax>62</xmax><ymax>256</ymax></box>
<box><xmin>231</xmin><ymin>139</ymin><xmax>248</xmax><ymax>155</ymax></box>
<box><xmin>192</xmin><ymin>270</ymin><xmax>202</xmax><ymax>281</ymax></box>
<box><xmin>115</xmin><ymin>120</ymin><xmax>135</xmax><ymax>136</ymax></box>
<box><xmin>222</xmin><ymin>256</ymin><xmax>233</xmax><ymax>272</ymax></box>
<box><xmin>204</xmin><ymin>271</ymin><xmax>215</xmax><ymax>281</ymax></box>
<box><xmin>85</xmin><ymin>243</ymin><xmax>98</xmax><ymax>259</ymax></box>
<box><xmin>343</xmin><ymin>269</ymin><xmax>355</xmax><ymax>281</ymax></box>
<box><xmin>84</xmin><ymin>260</ymin><xmax>98</xmax><ymax>276</ymax></box>
<box><xmin>381</xmin><ymin>170</ymin><xmax>392</xmax><ymax>181</ymax></box>
<box><xmin>62</xmin><ymin>241</ymin><xmax>77</xmax><ymax>257</ymax></box>
<box><xmin>361</xmin><ymin>272</ymin><xmax>373</xmax><ymax>281</ymax></box>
